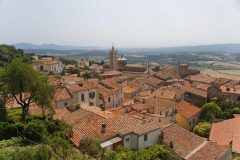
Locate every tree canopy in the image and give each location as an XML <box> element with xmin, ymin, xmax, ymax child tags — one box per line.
<box><xmin>0</xmin><ymin>45</ymin><xmax>32</xmax><ymax>67</ymax></box>
<box><xmin>193</xmin><ymin>122</ymin><xmax>212</xmax><ymax>138</ymax></box>
<box><xmin>200</xmin><ymin>102</ymin><xmax>223</xmax><ymax>122</ymax></box>
<box><xmin>0</xmin><ymin>59</ymin><xmax>54</xmax><ymax>122</ymax></box>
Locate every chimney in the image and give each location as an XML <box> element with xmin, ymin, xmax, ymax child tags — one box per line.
<box><xmin>169</xmin><ymin>141</ymin><xmax>174</xmax><ymax>148</ymax></box>
<box><xmin>101</xmin><ymin>123</ymin><xmax>106</xmax><ymax>133</ymax></box>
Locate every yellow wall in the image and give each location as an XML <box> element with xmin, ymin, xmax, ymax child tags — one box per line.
<box><xmin>176</xmin><ymin>113</ymin><xmax>188</xmax><ymax>130</ymax></box>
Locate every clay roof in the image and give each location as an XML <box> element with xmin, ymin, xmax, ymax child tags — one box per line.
<box><xmin>188</xmin><ymin>142</ymin><xmax>230</xmax><ymax>160</ymax></box>
<box><xmin>151</xmin><ymin>89</ymin><xmax>177</xmax><ymax>100</ymax></box>
<box><xmin>119</xmin><ymin>121</ymin><xmax>163</xmax><ymax>135</ymax></box>
<box><xmin>209</xmin><ymin>117</ymin><xmax>240</xmax><ymax>153</ymax></box>
<box><xmin>176</xmin><ymin>100</ymin><xmax>201</xmax><ymax>119</ymax></box>
<box><xmin>99</xmin><ymin>70</ymin><xmax>122</xmax><ymax>76</ymax></box>
<box><xmin>146</xmin><ymin>98</ymin><xmax>175</xmax><ymax>112</ymax></box>
<box><xmin>70</xmin><ymin>115</ymin><xmax>142</xmax><ymax>146</ymax></box>
<box><xmin>162</xmin><ymin>124</ymin><xmax>206</xmax><ymax>159</ymax></box>
<box><xmin>146</xmin><ymin>77</ymin><xmax>163</xmax><ymax>85</ymax></box>
<box><xmin>180</xmin><ymin>84</ymin><xmax>208</xmax><ymax>98</ymax></box>
<box><xmin>186</xmin><ymin>74</ymin><xmax>216</xmax><ymax>84</ymax></box>
<box><xmin>213</xmin><ymin>78</ymin><xmax>231</xmax><ymax>85</ymax></box>
<box><xmin>131</xmin><ymin>103</ymin><xmax>153</xmax><ymax>111</ymax></box>
<box><xmin>54</xmin><ymin>87</ymin><xmax>72</xmax><ymax>101</ymax></box>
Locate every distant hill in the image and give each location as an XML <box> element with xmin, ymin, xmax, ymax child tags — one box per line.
<box><xmin>155</xmin><ymin>44</ymin><xmax>240</xmax><ymax>53</ymax></box>
<box><xmin>13</xmin><ymin>43</ymin><xmax>240</xmax><ymax>54</ymax></box>
<box><xmin>14</xmin><ymin>43</ymin><xmax>102</xmax><ymax>51</ymax></box>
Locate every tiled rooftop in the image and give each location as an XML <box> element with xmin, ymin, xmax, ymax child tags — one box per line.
<box><xmin>176</xmin><ymin>100</ymin><xmax>201</xmax><ymax>119</ymax></box>
<box><xmin>209</xmin><ymin>117</ymin><xmax>240</xmax><ymax>153</ymax></box>
<box><xmin>162</xmin><ymin>124</ymin><xmax>206</xmax><ymax>159</ymax></box>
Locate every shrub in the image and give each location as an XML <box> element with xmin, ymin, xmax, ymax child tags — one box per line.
<box><xmin>6</xmin><ymin>109</ymin><xmax>22</xmax><ymax>123</ymax></box>
<box><xmin>34</xmin><ymin>144</ymin><xmax>52</xmax><ymax>160</ymax></box>
<box><xmin>11</xmin><ymin>147</ymin><xmax>36</xmax><ymax>160</ymax></box>
<box><xmin>193</xmin><ymin>122</ymin><xmax>212</xmax><ymax>138</ymax></box>
<box><xmin>79</xmin><ymin>137</ymin><xmax>101</xmax><ymax>158</ymax></box>
<box><xmin>0</xmin><ymin>123</ymin><xmax>18</xmax><ymax>140</ymax></box>
<box><xmin>26</xmin><ymin>115</ymin><xmax>46</xmax><ymax>122</ymax></box>
<box><xmin>0</xmin><ymin>137</ymin><xmax>23</xmax><ymax>148</ymax></box>
<box><xmin>23</xmin><ymin>120</ymin><xmax>48</xmax><ymax>143</ymax></box>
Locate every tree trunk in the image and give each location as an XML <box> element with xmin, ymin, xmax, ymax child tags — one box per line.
<box><xmin>21</xmin><ymin>106</ymin><xmax>28</xmax><ymax>123</ymax></box>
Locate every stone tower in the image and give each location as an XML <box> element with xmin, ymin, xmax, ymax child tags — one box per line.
<box><xmin>109</xmin><ymin>45</ymin><xmax>118</xmax><ymax>70</ymax></box>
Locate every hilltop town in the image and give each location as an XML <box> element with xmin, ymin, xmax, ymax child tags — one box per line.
<box><xmin>1</xmin><ymin>44</ymin><xmax>240</xmax><ymax>160</ymax></box>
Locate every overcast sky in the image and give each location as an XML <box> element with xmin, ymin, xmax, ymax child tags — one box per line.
<box><xmin>0</xmin><ymin>0</ymin><xmax>240</xmax><ymax>48</ymax></box>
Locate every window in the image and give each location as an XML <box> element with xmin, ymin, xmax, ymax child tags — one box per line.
<box><xmin>144</xmin><ymin>134</ymin><xmax>148</xmax><ymax>141</ymax></box>
<box><xmin>89</xmin><ymin>92</ymin><xmax>95</xmax><ymax>99</ymax></box>
<box><xmin>193</xmin><ymin>119</ymin><xmax>195</xmax><ymax>123</ymax></box>
<box><xmin>165</xmin><ymin>111</ymin><xmax>168</xmax><ymax>117</ymax></box>
<box><xmin>108</xmin><ymin>97</ymin><xmax>111</xmax><ymax>102</ymax></box>
<box><xmin>64</xmin><ymin>102</ymin><xmax>68</xmax><ymax>106</ymax></box>
<box><xmin>189</xmin><ymin>121</ymin><xmax>191</xmax><ymax>126</ymax></box>
<box><xmin>81</xmin><ymin>94</ymin><xmax>85</xmax><ymax>101</ymax></box>
<box><xmin>125</xmin><ymin>138</ymin><xmax>129</xmax><ymax>142</ymax></box>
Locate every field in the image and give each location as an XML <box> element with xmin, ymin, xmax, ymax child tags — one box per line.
<box><xmin>201</xmin><ymin>68</ymin><xmax>240</xmax><ymax>80</ymax></box>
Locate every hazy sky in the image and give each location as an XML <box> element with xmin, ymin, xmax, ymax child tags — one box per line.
<box><xmin>0</xmin><ymin>0</ymin><xmax>240</xmax><ymax>48</ymax></box>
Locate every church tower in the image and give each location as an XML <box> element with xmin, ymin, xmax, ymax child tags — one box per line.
<box><xmin>109</xmin><ymin>45</ymin><xmax>118</xmax><ymax>70</ymax></box>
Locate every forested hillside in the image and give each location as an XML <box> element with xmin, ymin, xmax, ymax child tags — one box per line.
<box><xmin>0</xmin><ymin>45</ymin><xmax>32</xmax><ymax>67</ymax></box>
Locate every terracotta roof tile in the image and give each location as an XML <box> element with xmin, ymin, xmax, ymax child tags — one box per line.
<box><xmin>119</xmin><ymin>121</ymin><xmax>163</xmax><ymax>135</ymax></box>
<box><xmin>188</xmin><ymin>142</ymin><xmax>230</xmax><ymax>160</ymax></box>
<box><xmin>54</xmin><ymin>87</ymin><xmax>72</xmax><ymax>101</ymax></box>
<box><xmin>70</xmin><ymin>115</ymin><xmax>142</xmax><ymax>146</ymax></box>
<box><xmin>176</xmin><ymin>100</ymin><xmax>201</xmax><ymax>119</ymax></box>
<box><xmin>146</xmin><ymin>98</ymin><xmax>175</xmax><ymax>112</ymax></box>
<box><xmin>162</xmin><ymin>124</ymin><xmax>206</xmax><ymax>158</ymax></box>
<box><xmin>209</xmin><ymin>117</ymin><xmax>240</xmax><ymax>153</ymax></box>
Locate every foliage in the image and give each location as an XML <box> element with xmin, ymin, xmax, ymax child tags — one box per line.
<box><xmin>217</xmin><ymin>100</ymin><xmax>240</xmax><ymax>119</ymax></box>
<box><xmin>0</xmin><ymin>59</ymin><xmax>54</xmax><ymax>122</ymax></box>
<box><xmin>0</xmin><ymin>100</ymin><xmax>7</xmax><ymax>122</ymax></box>
<box><xmin>200</xmin><ymin>102</ymin><xmax>223</xmax><ymax>122</ymax></box>
<box><xmin>25</xmin><ymin>114</ymin><xmax>46</xmax><ymax>122</ymax></box>
<box><xmin>69</xmin><ymin>67</ymin><xmax>80</xmax><ymax>74</ymax></box>
<box><xmin>0</xmin><ymin>122</ymin><xmax>24</xmax><ymax>140</ymax></box>
<box><xmin>60</xmin><ymin>57</ymin><xmax>77</xmax><ymax>65</ymax></box>
<box><xmin>47</xmin><ymin>135</ymin><xmax>73</xmax><ymax>159</ymax></box>
<box><xmin>0</xmin><ymin>45</ymin><xmax>32</xmax><ymax>67</ymax></box>
<box><xmin>23</xmin><ymin>120</ymin><xmax>48</xmax><ymax>143</ymax></box>
<box><xmin>79</xmin><ymin>137</ymin><xmax>102</xmax><ymax>158</ymax></box>
<box><xmin>6</xmin><ymin>109</ymin><xmax>22</xmax><ymax>123</ymax></box>
<box><xmin>34</xmin><ymin>144</ymin><xmax>52</xmax><ymax>160</ymax></box>
<box><xmin>233</xmin><ymin>157</ymin><xmax>240</xmax><ymax>160</ymax></box>
<box><xmin>0</xmin><ymin>137</ymin><xmax>22</xmax><ymax>148</ymax></box>
<box><xmin>193</xmin><ymin>122</ymin><xmax>212</xmax><ymax>138</ymax></box>
<box><xmin>104</xmin><ymin>145</ymin><xmax>174</xmax><ymax>160</ymax></box>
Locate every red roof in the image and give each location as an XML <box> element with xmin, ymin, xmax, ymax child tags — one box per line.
<box><xmin>209</xmin><ymin>117</ymin><xmax>240</xmax><ymax>153</ymax></box>
<box><xmin>188</xmin><ymin>142</ymin><xmax>230</xmax><ymax>160</ymax></box>
<box><xmin>162</xmin><ymin>124</ymin><xmax>206</xmax><ymax>159</ymax></box>
<box><xmin>176</xmin><ymin>100</ymin><xmax>201</xmax><ymax>119</ymax></box>
<box><xmin>70</xmin><ymin>115</ymin><xmax>142</xmax><ymax>146</ymax></box>
<box><xmin>54</xmin><ymin>87</ymin><xmax>72</xmax><ymax>101</ymax></box>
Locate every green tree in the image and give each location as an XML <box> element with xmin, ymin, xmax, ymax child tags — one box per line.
<box><xmin>79</xmin><ymin>137</ymin><xmax>102</xmax><ymax>158</ymax></box>
<box><xmin>193</xmin><ymin>122</ymin><xmax>212</xmax><ymax>138</ymax></box>
<box><xmin>218</xmin><ymin>100</ymin><xmax>240</xmax><ymax>119</ymax></box>
<box><xmin>0</xmin><ymin>59</ymin><xmax>54</xmax><ymax>122</ymax></box>
<box><xmin>34</xmin><ymin>144</ymin><xmax>52</xmax><ymax>160</ymax></box>
<box><xmin>104</xmin><ymin>145</ymin><xmax>173</xmax><ymax>160</ymax></box>
<box><xmin>23</xmin><ymin>120</ymin><xmax>48</xmax><ymax>143</ymax></box>
<box><xmin>0</xmin><ymin>45</ymin><xmax>32</xmax><ymax>67</ymax></box>
<box><xmin>0</xmin><ymin>100</ymin><xmax>7</xmax><ymax>122</ymax></box>
<box><xmin>200</xmin><ymin>102</ymin><xmax>223</xmax><ymax>122</ymax></box>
